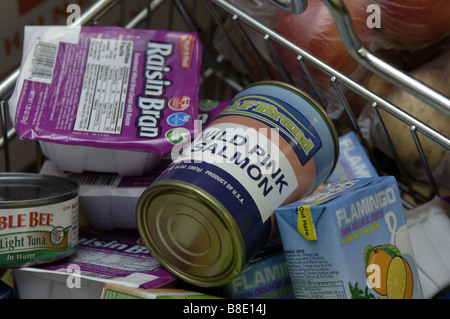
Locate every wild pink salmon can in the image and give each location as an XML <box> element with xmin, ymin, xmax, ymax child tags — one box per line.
<box><xmin>136</xmin><ymin>81</ymin><xmax>339</xmax><ymax>287</ymax></box>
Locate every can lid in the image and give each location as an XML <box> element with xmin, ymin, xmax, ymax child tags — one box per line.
<box><xmin>0</xmin><ymin>173</ymin><xmax>79</xmax><ymax>208</ymax></box>
<box><xmin>136</xmin><ymin>180</ymin><xmax>245</xmax><ymax>287</ymax></box>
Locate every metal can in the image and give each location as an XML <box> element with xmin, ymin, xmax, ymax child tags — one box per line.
<box><xmin>136</xmin><ymin>81</ymin><xmax>339</xmax><ymax>287</ymax></box>
<box><xmin>0</xmin><ymin>173</ymin><xmax>79</xmax><ymax>268</ymax></box>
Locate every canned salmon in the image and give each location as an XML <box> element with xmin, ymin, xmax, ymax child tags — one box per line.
<box><xmin>0</xmin><ymin>173</ymin><xmax>79</xmax><ymax>268</ymax></box>
<box><xmin>136</xmin><ymin>81</ymin><xmax>339</xmax><ymax>287</ymax></box>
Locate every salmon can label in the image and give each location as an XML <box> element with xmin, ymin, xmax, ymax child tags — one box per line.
<box><xmin>137</xmin><ymin>81</ymin><xmax>338</xmax><ymax>286</ymax></box>
<box><xmin>173</xmin><ymin>96</ymin><xmax>323</xmax><ymax>224</ymax></box>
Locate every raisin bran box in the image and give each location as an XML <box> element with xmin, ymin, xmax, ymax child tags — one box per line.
<box><xmin>13</xmin><ymin>229</ymin><xmax>176</xmax><ymax>299</ymax></box>
<box><xmin>275</xmin><ymin>177</ymin><xmax>423</xmax><ymax>299</ymax></box>
<box><xmin>9</xmin><ymin>26</ymin><xmax>202</xmax><ymax>175</ymax></box>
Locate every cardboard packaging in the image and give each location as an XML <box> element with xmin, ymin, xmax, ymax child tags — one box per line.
<box><xmin>101</xmin><ymin>285</ymin><xmax>221</xmax><ymax>299</ymax></box>
<box><xmin>326</xmin><ymin>131</ymin><xmax>378</xmax><ymax>184</ymax></box>
<box><xmin>405</xmin><ymin>196</ymin><xmax>450</xmax><ymax>298</ymax></box>
<box><xmin>221</xmin><ymin>250</ymin><xmax>294</xmax><ymax>299</ymax></box>
<box><xmin>13</xmin><ymin>229</ymin><xmax>176</xmax><ymax>299</ymax></box>
<box><xmin>275</xmin><ymin>177</ymin><xmax>423</xmax><ymax>299</ymax></box>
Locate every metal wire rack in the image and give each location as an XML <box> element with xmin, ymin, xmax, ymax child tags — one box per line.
<box><xmin>0</xmin><ymin>0</ymin><xmax>449</xmax><ymax>209</ymax></box>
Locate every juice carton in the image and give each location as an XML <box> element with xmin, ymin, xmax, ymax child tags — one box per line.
<box><xmin>275</xmin><ymin>177</ymin><xmax>423</xmax><ymax>299</ymax></box>
<box><xmin>221</xmin><ymin>250</ymin><xmax>294</xmax><ymax>299</ymax></box>
<box><xmin>326</xmin><ymin>131</ymin><xmax>378</xmax><ymax>184</ymax></box>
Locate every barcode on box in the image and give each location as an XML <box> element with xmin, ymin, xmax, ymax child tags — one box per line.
<box><xmin>64</xmin><ymin>172</ymin><xmax>121</xmax><ymax>187</ymax></box>
<box><xmin>29</xmin><ymin>41</ymin><xmax>58</xmax><ymax>83</ymax></box>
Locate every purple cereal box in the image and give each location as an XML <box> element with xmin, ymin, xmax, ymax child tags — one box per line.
<box><xmin>13</xmin><ymin>229</ymin><xmax>177</xmax><ymax>298</ymax></box>
<box><xmin>9</xmin><ymin>26</ymin><xmax>202</xmax><ymax>155</ymax></box>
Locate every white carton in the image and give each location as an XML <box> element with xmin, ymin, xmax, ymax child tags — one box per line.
<box><xmin>405</xmin><ymin>197</ymin><xmax>450</xmax><ymax>298</ymax></box>
<box><xmin>39</xmin><ymin>142</ymin><xmax>162</xmax><ymax>176</ymax></box>
<box><xmin>39</xmin><ymin>159</ymin><xmax>170</xmax><ymax>230</ymax></box>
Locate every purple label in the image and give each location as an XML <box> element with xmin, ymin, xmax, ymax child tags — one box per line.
<box><xmin>27</xmin><ymin>229</ymin><xmax>176</xmax><ymax>289</ymax></box>
<box><xmin>13</xmin><ymin>26</ymin><xmax>202</xmax><ymax>155</ymax></box>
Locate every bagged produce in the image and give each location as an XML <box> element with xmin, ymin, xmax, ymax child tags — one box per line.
<box><xmin>214</xmin><ymin>0</ymin><xmax>378</xmax><ymax>119</ymax></box>
<box><xmin>362</xmin><ymin>0</ymin><xmax>450</xmax><ymax>50</ymax></box>
<box><xmin>357</xmin><ymin>51</ymin><xmax>450</xmax><ymax>189</ymax></box>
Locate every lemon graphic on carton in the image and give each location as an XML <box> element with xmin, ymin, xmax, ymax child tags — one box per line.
<box><xmin>364</xmin><ymin>244</ymin><xmax>413</xmax><ymax>299</ymax></box>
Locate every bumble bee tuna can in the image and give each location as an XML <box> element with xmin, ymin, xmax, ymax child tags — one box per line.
<box><xmin>136</xmin><ymin>81</ymin><xmax>339</xmax><ymax>287</ymax></box>
<box><xmin>0</xmin><ymin>173</ymin><xmax>79</xmax><ymax>268</ymax></box>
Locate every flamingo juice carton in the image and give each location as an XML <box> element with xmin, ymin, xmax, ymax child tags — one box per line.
<box><xmin>275</xmin><ymin>177</ymin><xmax>423</xmax><ymax>299</ymax></box>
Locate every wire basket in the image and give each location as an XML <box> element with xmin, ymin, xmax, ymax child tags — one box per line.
<box><xmin>0</xmin><ymin>0</ymin><xmax>449</xmax><ymax>208</ymax></box>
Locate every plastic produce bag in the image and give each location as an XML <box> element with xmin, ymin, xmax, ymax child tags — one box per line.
<box><xmin>213</xmin><ymin>0</ymin><xmax>379</xmax><ymax>119</ymax></box>
<box><xmin>357</xmin><ymin>51</ymin><xmax>450</xmax><ymax>190</ymax></box>
<box><xmin>361</xmin><ymin>0</ymin><xmax>450</xmax><ymax>51</ymax></box>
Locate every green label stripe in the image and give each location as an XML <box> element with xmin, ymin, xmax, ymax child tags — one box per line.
<box><xmin>0</xmin><ymin>246</ymin><xmax>77</xmax><ymax>265</ymax></box>
<box><xmin>103</xmin><ymin>289</ymin><xmax>143</xmax><ymax>299</ymax></box>
<box><xmin>0</xmin><ymin>226</ymin><xmax>73</xmax><ymax>254</ymax></box>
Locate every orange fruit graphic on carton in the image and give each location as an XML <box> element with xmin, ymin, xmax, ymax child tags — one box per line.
<box><xmin>364</xmin><ymin>244</ymin><xmax>413</xmax><ymax>299</ymax></box>
<box><xmin>387</xmin><ymin>256</ymin><xmax>413</xmax><ymax>299</ymax></box>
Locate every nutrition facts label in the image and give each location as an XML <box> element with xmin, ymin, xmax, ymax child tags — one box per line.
<box><xmin>294</xmin><ymin>281</ymin><xmax>347</xmax><ymax>299</ymax></box>
<box><xmin>74</xmin><ymin>38</ymin><xmax>133</xmax><ymax>134</ymax></box>
<box><xmin>48</xmin><ymin>248</ymin><xmax>161</xmax><ymax>286</ymax></box>
<box><xmin>66</xmin><ymin>248</ymin><xmax>160</xmax><ymax>273</ymax></box>
<box><xmin>284</xmin><ymin>249</ymin><xmax>347</xmax><ymax>299</ymax></box>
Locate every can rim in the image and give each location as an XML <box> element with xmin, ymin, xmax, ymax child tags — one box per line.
<box><xmin>136</xmin><ymin>179</ymin><xmax>246</xmax><ymax>287</ymax></box>
<box><xmin>0</xmin><ymin>172</ymin><xmax>79</xmax><ymax>208</ymax></box>
<box><xmin>243</xmin><ymin>80</ymin><xmax>340</xmax><ymax>180</ymax></box>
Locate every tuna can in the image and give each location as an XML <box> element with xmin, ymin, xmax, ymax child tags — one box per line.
<box><xmin>136</xmin><ymin>81</ymin><xmax>339</xmax><ymax>287</ymax></box>
<box><xmin>0</xmin><ymin>173</ymin><xmax>79</xmax><ymax>268</ymax></box>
